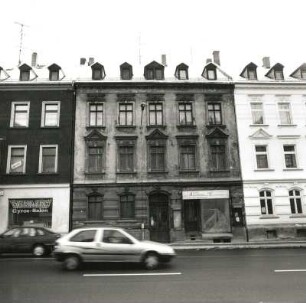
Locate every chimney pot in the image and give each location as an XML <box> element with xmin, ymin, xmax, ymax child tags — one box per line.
<box><xmin>262</xmin><ymin>57</ymin><xmax>270</xmax><ymax>69</ymax></box>
<box><xmin>80</xmin><ymin>58</ymin><xmax>86</xmax><ymax>65</ymax></box>
<box><xmin>88</xmin><ymin>57</ymin><xmax>94</xmax><ymax>66</ymax></box>
<box><xmin>206</xmin><ymin>58</ymin><xmax>212</xmax><ymax>64</ymax></box>
<box><xmin>31</xmin><ymin>52</ymin><xmax>37</xmax><ymax>67</ymax></box>
<box><xmin>161</xmin><ymin>54</ymin><xmax>167</xmax><ymax>66</ymax></box>
<box><xmin>213</xmin><ymin>51</ymin><xmax>220</xmax><ymax>66</ymax></box>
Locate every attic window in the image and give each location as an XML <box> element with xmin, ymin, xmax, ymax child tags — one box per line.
<box><xmin>50</xmin><ymin>70</ymin><xmax>59</xmax><ymax>81</ymax></box>
<box><xmin>301</xmin><ymin>70</ymin><xmax>306</xmax><ymax>79</ymax></box>
<box><xmin>248</xmin><ymin>69</ymin><xmax>257</xmax><ymax>80</ymax></box>
<box><xmin>120</xmin><ymin>65</ymin><xmax>133</xmax><ymax>80</ymax></box>
<box><xmin>207</xmin><ymin>69</ymin><xmax>216</xmax><ymax>80</ymax></box>
<box><xmin>144</xmin><ymin>62</ymin><xmax>164</xmax><ymax>80</ymax></box>
<box><xmin>275</xmin><ymin>70</ymin><xmax>284</xmax><ymax>80</ymax></box>
<box><xmin>93</xmin><ymin>69</ymin><xmax>102</xmax><ymax>80</ymax></box>
<box><xmin>20</xmin><ymin>70</ymin><xmax>30</xmax><ymax>81</ymax></box>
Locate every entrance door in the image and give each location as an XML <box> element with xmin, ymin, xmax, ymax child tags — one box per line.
<box><xmin>149</xmin><ymin>194</ymin><xmax>169</xmax><ymax>243</ymax></box>
<box><xmin>184</xmin><ymin>200</ymin><xmax>201</xmax><ymax>232</ymax></box>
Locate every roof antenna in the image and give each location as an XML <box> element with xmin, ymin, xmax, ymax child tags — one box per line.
<box><xmin>15</xmin><ymin>21</ymin><xmax>29</xmax><ymax>66</ymax></box>
<box><xmin>138</xmin><ymin>32</ymin><xmax>142</xmax><ymax>65</ymax></box>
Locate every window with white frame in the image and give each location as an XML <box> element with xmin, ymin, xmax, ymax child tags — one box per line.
<box><xmin>207</xmin><ymin>103</ymin><xmax>222</xmax><ymax>125</ymax></box>
<box><xmin>89</xmin><ymin>103</ymin><xmax>104</xmax><ymax>127</ymax></box>
<box><xmin>283</xmin><ymin>145</ymin><xmax>297</xmax><ymax>168</ymax></box>
<box><xmin>278</xmin><ymin>103</ymin><xmax>292</xmax><ymax>125</ymax></box>
<box><xmin>251</xmin><ymin>103</ymin><xmax>264</xmax><ymax>124</ymax></box>
<box><xmin>148</xmin><ymin>102</ymin><xmax>163</xmax><ymax>126</ymax></box>
<box><xmin>118</xmin><ymin>103</ymin><xmax>133</xmax><ymax>126</ymax></box>
<box><xmin>39</xmin><ymin>145</ymin><xmax>58</xmax><ymax>173</ymax></box>
<box><xmin>260</xmin><ymin>190</ymin><xmax>273</xmax><ymax>215</ymax></box>
<box><xmin>10</xmin><ymin>102</ymin><xmax>30</xmax><ymax>127</ymax></box>
<box><xmin>7</xmin><ymin>145</ymin><xmax>27</xmax><ymax>174</ymax></box>
<box><xmin>289</xmin><ymin>189</ymin><xmax>303</xmax><ymax>214</ymax></box>
<box><xmin>255</xmin><ymin>145</ymin><xmax>269</xmax><ymax>169</ymax></box>
<box><xmin>178</xmin><ymin>102</ymin><xmax>193</xmax><ymax>125</ymax></box>
<box><xmin>41</xmin><ymin>101</ymin><xmax>60</xmax><ymax>127</ymax></box>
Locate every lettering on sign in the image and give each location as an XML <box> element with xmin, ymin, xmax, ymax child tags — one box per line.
<box><xmin>183</xmin><ymin>190</ymin><xmax>229</xmax><ymax>200</ymax></box>
<box><xmin>9</xmin><ymin>198</ymin><xmax>52</xmax><ymax>214</ymax></box>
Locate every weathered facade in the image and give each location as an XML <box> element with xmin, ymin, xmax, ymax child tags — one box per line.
<box><xmin>235</xmin><ymin>59</ymin><xmax>306</xmax><ymax>241</ymax></box>
<box><xmin>0</xmin><ymin>63</ymin><xmax>74</xmax><ymax>233</ymax></box>
<box><xmin>72</xmin><ymin>59</ymin><xmax>245</xmax><ymax>243</ymax></box>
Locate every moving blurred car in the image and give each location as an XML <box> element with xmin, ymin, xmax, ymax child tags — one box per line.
<box><xmin>0</xmin><ymin>226</ymin><xmax>61</xmax><ymax>256</ymax></box>
<box><xmin>53</xmin><ymin>227</ymin><xmax>176</xmax><ymax>270</ymax></box>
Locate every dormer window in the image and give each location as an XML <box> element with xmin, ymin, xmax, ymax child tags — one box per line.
<box><xmin>175</xmin><ymin>63</ymin><xmax>189</xmax><ymax>80</ymax></box>
<box><xmin>91</xmin><ymin>62</ymin><xmax>105</xmax><ymax>80</ymax></box>
<box><xmin>289</xmin><ymin>63</ymin><xmax>306</xmax><ymax>80</ymax></box>
<box><xmin>248</xmin><ymin>69</ymin><xmax>257</xmax><ymax>80</ymax></box>
<box><xmin>120</xmin><ymin>62</ymin><xmax>133</xmax><ymax>80</ymax></box>
<box><xmin>19</xmin><ymin>64</ymin><xmax>34</xmax><ymax>81</ymax></box>
<box><xmin>202</xmin><ymin>63</ymin><xmax>217</xmax><ymax>80</ymax></box>
<box><xmin>239</xmin><ymin>62</ymin><xmax>258</xmax><ymax>80</ymax></box>
<box><xmin>144</xmin><ymin>61</ymin><xmax>164</xmax><ymax>80</ymax></box>
<box><xmin>265</xmin><ymin>63</ymin><xmax>284</xmax><ymax>80</ymax></box>
<box><xmin>48</xmin><ymin>64</ymin><xmax>61</xmax><ymax>81</ymax></box>
<box><xmin>207</xmin><ymin>69</ymin><xmax>216</xmax><ymax>80</ymax></box>
<box><xmin>301</xmin><ymin>70</ymin><xmax>306</xmax><ymax>79</ymax></box>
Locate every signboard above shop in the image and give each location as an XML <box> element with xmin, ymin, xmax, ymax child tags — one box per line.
<box><xmin>183</xmin><ymin>190</ymin><xmax>229</xmax><ymax>200</ymax></box>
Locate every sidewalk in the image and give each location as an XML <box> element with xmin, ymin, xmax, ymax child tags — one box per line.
<box><xmin>170</xmin><ymin>240</ymin><xmax>306</xmax><ymax>250</ymax></box>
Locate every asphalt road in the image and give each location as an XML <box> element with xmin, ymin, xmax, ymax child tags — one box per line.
<box><xmin>1</xmin><ymin>248</ymin><xmax>306</xmax><ymax>303</ymax></box>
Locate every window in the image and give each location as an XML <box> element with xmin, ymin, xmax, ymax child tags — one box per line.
<box><xmin>260</xmin><ymin>190</ymin><xmax>273</xmax><ymax>215</ymax></box>
<box><xmin>175</xmin><ymin>64</ymin><xmax>189</xmax><ymax>80</ymax></box>
<box><xmin>301</xmin><ymin>70</ymin><xmax>306</xmax><ymax>79</ymax></box>
<box><xmin>118</xmin><ymin>146</ymin><xmax>134</xmax><ymax>172</ymax></box>
<box><xmin>149</xmin><ymin>144</ymin><xmax>165</xmax><ymax>171</ymax></box>
<box><xmin>248</xmin><ymin>69</ymin><xmax>257</xmax><ymax>80</ymax></box>
<box><xmin>179</xmin><ymin>69</ymin><xmax>188</xmax><ymax>80</ymax></box>
<box><xmin>10</xmin><ymin>102</ymin><xmax>30</xmax><ymax>127</ymax></box>
<box><xmin>283</xmin><ymin>145</ymin><xmax>297</xmax><ymax>168</ymax></box>
<box><xmin>251</xmin><ymin>103</ymin><xmax>264</xmax><ymax>124</ymax></box>
<box><xmin>41</xmin><ymin>101</ymin><xmax>60</xmax><ymax>127</ymax></box>
<box><xmin>180</xmin><ymin>145</ymin><xmax>196</xmax><ymax>171</ymax></box>
<box><xmin>20</xmin><ymin>70</ymin><xmax>30</xmax><ymax>81</ymax></box>
<box><xmin>88</xmin><ymin>146</ymin><xmax>103</xmax><ymax>173</ymax></box>
<box><xmin>144</xmin><ymin>62</ymin><xmax>165</xmax><ymax>80</ymax></box>
<box><xmin>7</xmin><ymin>146</ymin><xmax>27</xmax><ymax>174</ymax></box>
<box><xmin>207</xmin><ymin>69</ymin><xmax>216</xmax><ymax>80</ymax></box>
<box><xmin>93</xmin><ymin>69</ymin><xmax>102</xmax><ymax>80</ymax></box>
<box><xmin>103</xmin><ymin>230</ymin><xmax>132</xmax><ymax>244</ymax></box>
<box><xmin>208</xmin><ymin>103</ymin><xmax>222</xmax><ymax>125</ymax></box>
<box><xmin>119</xmin><ymin>103</ymin><xmax>133</xmax><ymax>126</ymax></box>
<box><xmin>289</xmin><ymin>190</ymin><xmax>303</xmax><ymax>214</ymax></box>
<box><xmin>178</xmin><ymin>103</ymin><xmax>193</xmax><ymax>125</ymax></box>
<box><xmin>89</xmin><ymin>103</ymin><xmax>103</xmax><ymax>126</ymax></box>
<box><xmin>70</xmin><ymin>230</ymin><xmax>97</xmax><ymax>242</ymax></box>
<box><xmin>149</xmin><ymin>103</ymin><xmax>163</xmax><ymax>126</ymax></box>
<box><xmin>120</xmin><ymin>194</ymin><xmax>135</xmax><ymax>219</ymax></box>
<box><xmin>275</xmin><ymin>70</ymin><xmax>284</xmax><ymax>80</ymax></box>
<box><xmin>88</xmin><ymin>195</ymin><xmax>103</xmax><ymax>220</ymax></box>
<box><xmin>121</xmin><ymin>68</ymin><xmax>132</xmax><ymax>80</ymax></box>
<box><xmin>278</xmin><ymin>103</ymin><xmax>292</xmax><ymax>124</ymax></box>
<box><xmin>50</xmin><ymin>70</ymin><xmax>59</xmax><ymax>81</ymax></box>
<box><xmin>255</xmin><ymin>145</ymin><xmax>269</xmax><ymax>169</ymax></box>
<box><xmin>211</xmin><ymin>143</ymin><xmax>226</xmax><ymax>171</ymax></box>
<box><xmin>39</xmin><ymin>145</ymin><xmax>58</xmax><ymax>173</ymax></box>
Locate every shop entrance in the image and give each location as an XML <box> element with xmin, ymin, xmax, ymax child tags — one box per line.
<box><xmin>149</xmin><ymin>194</ymin><xmax>169</xmax><ymax>243</ymax></box>
<box><xmin>184</xmin><ymin>199</ymin><xmax>201</xmax><ymax>233</ymax></box>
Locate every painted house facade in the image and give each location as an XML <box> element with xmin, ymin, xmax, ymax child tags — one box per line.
<box><xmin>72</xmin><ymin>55</ymin><xmax>245</xmax><ymax>243</ymax></box>
<box><xmin>235</xmin><ymin>58</ymin><xmax>306</xmax><ymax>241</ymax></box>
<box><xmin>0</xmin><ymin>62</ymin><xmax>74</xmax><ymax>234</ymax></box>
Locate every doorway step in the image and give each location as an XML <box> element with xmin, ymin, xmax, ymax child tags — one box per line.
<box><xmin>201</xmin><ymin>233</ymin><xmax>233</xmax><ymax>243</ymax></box>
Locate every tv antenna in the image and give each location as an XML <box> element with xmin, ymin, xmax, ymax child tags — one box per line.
<box><xmin>15</xmin><ymin>21</ymin><xmax>29</xmax><ymax>66</ymax></box>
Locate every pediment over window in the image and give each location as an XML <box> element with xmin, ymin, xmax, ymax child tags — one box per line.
<box><xmin>206</xmin><ymin>127</ymin><xmax>229</xmax><ymax>138</ymax></box>
<box><xmin>84</xmin><ymin>129</ymin><xmax>107</xmax><ymax>141</ymax></box>
<box><xmin>240</xmin><ymin>62</ymin><xmax>258</xmax><ymax>80</ymax></box>
<box><xmin>146</xmin><ymin>129</ymin><xmax>168</xmax><ymax>140</ymax></box>
<box><xmin>265</xmin><ymin>63</ymin><xmax>284</xmax><ymax>80</ymax></box>
<box><xmin>249</xmin><ymin>128</ymin><xmax>272</xmax><ymax>139</ymax></box>
<box><xmin>290</xmin><ymin>63</ymin><xmax>306</xmax><ymax>80</ymax></box>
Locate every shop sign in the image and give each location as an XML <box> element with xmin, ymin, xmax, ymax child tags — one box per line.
<box><xmin>9</xmin><ymin>198</ymin><xmax>52</xmax><ymax>214</ymax></box>
<box><xmin>183</xmin><ymin>190</ymin><xmax>229</xmax><ymax>200</ymax></box>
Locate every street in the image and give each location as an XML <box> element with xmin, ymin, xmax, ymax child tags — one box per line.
<box><xmin>1</xmin><ymin>248</ymin><xmax>306</xmax><ymax>303</ymax></box>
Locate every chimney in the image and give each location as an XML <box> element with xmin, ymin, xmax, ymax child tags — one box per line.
<box><xmin>161</xmin><ymin>54</ymin><xmax>167</xmax><ymax>66</ymax></box>
<box><xmin>213</xmin><ymin>51</ymin><xmax>220</xmax><ymax>66</ymax></box>
<box><xmin>262</xmin><ymin>57</ymin><xmax>270</xmax><ymax>69</ymax></box>
<box><xmin>80</xmin><ymin>58</ymin><xmax>86</xmax><ymax>65</ymax></box>
<box><xmin>206</xmin><ymin>58</ymin><xmax>212</xmax><ymax>64</ymax></box>
<box><xmin>31</xmin><ymin>52</ymin><xmax>37</xmax><ymax>67</ymax></box>
<box><xmin>88</xmin><ymin>57</ymin><xmax>95</xmax><ymax>66</ymax></box>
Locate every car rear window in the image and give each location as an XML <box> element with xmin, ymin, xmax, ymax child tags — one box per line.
<box><xmin>70</xmin><ymin>230</ymin><xmax>96</xmax><ymax>242</ymax></box>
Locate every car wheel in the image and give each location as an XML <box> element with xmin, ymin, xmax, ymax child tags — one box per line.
<box><xmin>63</xmin><ymin>255</ymin><xmax>80</xmax><ymax>271</ymax></box>
<box><xmin>32</xmin><ymin>244</ymin><xmax>46</xmax><ymax>257</ymax></box>
<box><xmin>144</xmin><ymin>252</ymin><xmax>159</xmax><ymax>270</ymax></box>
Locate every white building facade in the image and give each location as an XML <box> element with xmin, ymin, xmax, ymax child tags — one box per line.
<box><xmin>235</xmin><ymin>60</ymin><xmax>306</xmax><ymax>241</ymax></box>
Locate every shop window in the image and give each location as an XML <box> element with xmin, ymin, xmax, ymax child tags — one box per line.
<box><xmin>178</xmin><ymin>102</ymin><xmax>193</xmax><ymax>125</ymax></box>
<box><xmin>283</xmin><ymin>145</ymin><xmax>297</xmax><ymax>168</ymax></box>
<box><xmin>260</xmin><ymin>190</ymin><xmax>273</xmax><ymax>215</ymax></box>
<box><xmin>39</xmin><ymin>145</ymin><xmax>58</xmax><ymax>173</ymax></box>
<box><xmin>120</xmin><ymin>194</ymin><xmax>135</xmax><ymax>219</ymax></box>
<box><xmin>7</xmin><ymin>145</ymin><xmax>27</xmax><ymax>174</ymax></box>
<box><xmin>207</xmin><ymin>103</ymin><xmax>222</xmax><ymax>125</ymax></box>
<box><xmin>88</xmin><ymin>195</ymin><xmax>103</xmax><ymax>220</ymax></box>
<box><xmin>10</xmin><ymin>102</ymin><xmax>30</xmax><ymax>128</ymax></box>
<box><xmin>41</xmin><ymin>101</ymin><xmax>60</xmax><ymax>127</ymax></box>
<box><xmin>89</xmin><ymin>103</ymin><xmax>104</xmax><ymax>127</ymax></box>
<box><xmin>289</xmin><ymin>189</ymin><xmax>303</xmax><ymax>214</ymax></box>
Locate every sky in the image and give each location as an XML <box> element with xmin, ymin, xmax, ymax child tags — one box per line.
<box><xmin>1</xmin><ymin>0</ymin><xmax>306</xmax><ymax>76</ymax></box>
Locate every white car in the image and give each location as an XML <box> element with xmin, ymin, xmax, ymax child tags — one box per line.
<box><xmin>53</xmin><ymin>227</ymin><xmax>176</xmax><ymax>270</ymax></box>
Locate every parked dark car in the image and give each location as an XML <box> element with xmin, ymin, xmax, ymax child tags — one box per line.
<box><xmin>0</xmin><ymin>226</ymin><xmax>61</xmax><ymax>256</ymax></box>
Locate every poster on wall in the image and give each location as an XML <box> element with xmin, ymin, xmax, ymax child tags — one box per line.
<box><xmin>9</xmin><ymin>198</ymin><xmax>53</xmax><ymax>228</ymax></box>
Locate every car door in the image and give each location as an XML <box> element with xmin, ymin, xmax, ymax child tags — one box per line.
<box><xmin>0</xmin><ymin>228</ymin><xmax>20</xmax><ymax>253</ymax></box>
<box><xmin>96</xmin><ymin>229</ymin><xmax>141</xmax><ymax>262</ymax></box>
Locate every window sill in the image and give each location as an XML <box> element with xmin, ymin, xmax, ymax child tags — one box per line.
<box><xmin>209</xmin><ymin>170</ymin><xmax>230</xmax><ymax>173</ymax></box>
<box><xmin>148</xmin><ymin>170</ymin><xmax>168</xmax><ymax>174</ymax></box>
<box><xmin>116</xmin><ymin>125</ymin><xmax>136</xmax><ymax>129</ymax></box>
<box><xmin>6</xmin><ymin>172</ymin><xmax>26</xmax><ymax>175</ymax></box>
<box><xmin>254</xmin><ymin>169</ymin><xmax>275</xmax><ymax>172</ymax></box>
<box><xmin>37</xmin><ymin>172</ymin><xmax>59</xmax><ymax>175</ymax></box>
<box><xmin>146</xmin><ymin>125</ymin><xmax>166</xmax><ymax>130</ymax></box>
<box><xmin>10</xmin><ymin>126</ymin><xmax>29</xmax><ymax>129</ymax></box>
<box><xmin>41</xmin><ymin>126</ymin><xmax>59</xmax><ymax>129</ymax></box>
<box><xmin>84</xmin><ymin>172</ymin><xmax>105</xmax><ymax>175</ymax></box>
<box><xmin>206</xmin><ymin>124</ymin><xmax>226</xmax><ymax>129</ymax></box>
<box><xmin>277</xmin><ymin>124</ymin><xmax>297</xmax><ymax>127</ymax></box>
<box><xmin>290</xmin><ymin>214</ymin><xmax>306</xmax><ymax>218</ymax></box>
<box><xmin>260</xmin><ymin>215</ymin><xmax>279</xmax><ymax>219</ymax></box>
<box><xmin>86</xmin><ymin>126</ymin><xmax>106</xmax><ymax>130</ymax></box>
<box><xmin>116</xmin><ymin>171</ymin><xmax>137</xmax><ymax>175</ymax></box>
<box><xmin>179</xmin><ymin>170</ymin><xmax>199</xmax><ymax>174</ymax></box>
<box><xmin>176</xmin><ymin>124</ymin><xmax>196</xmax><ymax>129</ymax></box>
<box><xmin>249</xmin><ymin>124</ymin><xmax>269</xmax><ymax>127</ymax></box>
<box><xmin>283</xmin><ymin>168</ymin><xmax>303</xmax><ymax>171</ymax></box>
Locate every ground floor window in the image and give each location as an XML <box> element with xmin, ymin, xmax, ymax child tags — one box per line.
<box><xmin>8</xmin><ymin>198</ymin><xmax>52</xmax><ymax>228</ymax></box>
